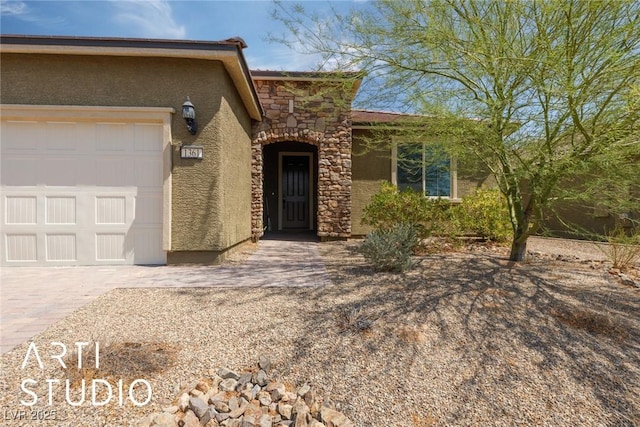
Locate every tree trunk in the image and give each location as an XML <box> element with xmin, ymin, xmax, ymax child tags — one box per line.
<box><xmin>509</xmin><ymin>237</ymin><xmax>528</xmax><ymax>262</ymax></box>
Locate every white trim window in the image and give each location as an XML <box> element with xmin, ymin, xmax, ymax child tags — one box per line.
<box><xmin>392</xmin><ymin>141</ymin><xmax>458</xmax><ymax>199</ymax></box>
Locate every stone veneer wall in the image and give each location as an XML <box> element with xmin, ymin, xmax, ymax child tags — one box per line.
<box><xmin>251</xmin><ymin>78</ymin><xmax>353</xmax><ymax>238</ymax></box>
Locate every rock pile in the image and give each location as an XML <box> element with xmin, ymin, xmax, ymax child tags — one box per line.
<box><xmin>138</xmin><ymin>356</ymin><xmax>353</xmax><ymax>427</ymax></box>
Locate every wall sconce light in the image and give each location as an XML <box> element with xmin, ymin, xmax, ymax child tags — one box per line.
<box><xmin>182</xmin><ymin>96</ymin><xmax>197</xmax><ymax>135</ymax></box>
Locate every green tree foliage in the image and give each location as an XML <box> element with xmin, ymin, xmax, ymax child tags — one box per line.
<box><xmin>274</xmin><ymin>0</ymin><xmax>640</xmax><ymax>261</ymax></box>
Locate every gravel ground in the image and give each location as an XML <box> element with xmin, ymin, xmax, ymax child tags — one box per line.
<box><xmin>0</xmin><ymin>238</ymin><xmax>638</xmax><ymax>426</ymax></box>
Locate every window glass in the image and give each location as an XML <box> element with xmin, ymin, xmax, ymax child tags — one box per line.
<box><xmin>425</xmin><ymin>158</ymin><xmax>450</xmax><ymax>196</ymax></box>
<box><xmin>397</xmin><ymin>144</ymin><xmax>423</xmax><ymax>193</ymax></box>
<box><xmin>396</xmin><ymin>143</ymin><xmax>451</xmax><ymax>197</ymax></box>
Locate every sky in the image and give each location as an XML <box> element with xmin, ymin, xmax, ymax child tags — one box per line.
<box><xmin>0</xmin><ymin>0</ymin><xmax>366</xmax><ymax>71</ymax></box>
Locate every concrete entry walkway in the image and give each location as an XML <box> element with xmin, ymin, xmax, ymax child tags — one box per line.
<box><xmin>0</xmin><ymin>239</ymin><xmax>329</xmax><ymax>354</ymax></box>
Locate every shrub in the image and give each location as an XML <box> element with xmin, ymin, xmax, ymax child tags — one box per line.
<box><xmin>599</xmin><ymin>225</ymin><xmax>640</xmax><ymax>271</ymax></box>
<box><xmin>456</xmin><ymin>188</ymin><xmax>512</xmax><ymax>242</ymax></box>
<box><xmin>359</xmin><ymin>223</ymin><xmax>418</xmax><ymax>272</ymax></box>
<box><xmin>362</xmin><ymin>182</ymin><xmax>458</xmax><ymax>238</ymax></box>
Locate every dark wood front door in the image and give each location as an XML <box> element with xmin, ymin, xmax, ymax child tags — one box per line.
<box><xmin>281</xmin><ymin>155</ymin><xmax>310</xmax><ymax>229</ymax></box>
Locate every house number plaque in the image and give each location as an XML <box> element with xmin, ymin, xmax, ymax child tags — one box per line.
<box><xmin>180</xmin><ymin>145</ymin><xmax>204</xmax><ymax>159</ymax></box>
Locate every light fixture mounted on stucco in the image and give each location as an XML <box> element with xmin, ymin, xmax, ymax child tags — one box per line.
<box><xmin>182</xmin><ymin>96</ymin><xmax>198</xmax><ymax>135</ymax></box>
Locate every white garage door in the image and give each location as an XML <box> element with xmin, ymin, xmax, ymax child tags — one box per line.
<box><xmin>1</xmin><ymin>106</ymin><xmax>172</xmax><ymax>266</ymax></box>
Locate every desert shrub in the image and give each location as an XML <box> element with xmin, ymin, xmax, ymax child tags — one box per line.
<box><xmin>336</xmin><ymin>306</ymin><xmax>376</xmax><ymax>335</ymax></box>
<box><xmin>599</xmin><ymin>225</ymin><xmax>640</xmax><ymax>271</ymax></box>
<box><xmin>362</xmin><ymin>182</ymin><xmax>458</xmax><ymax>238</ymax></box>
<box><xmin>359</xmin><ymin>223</ymin><xmax>418</xmax><ymax>272</ymax></box>
<box><xmin>456</xmin><ymin>188</ymin><xmax>512</xmax><ymax>242</ymax></box>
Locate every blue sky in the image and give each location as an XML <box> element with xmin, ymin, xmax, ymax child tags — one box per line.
<box><xmin>0</xmin><ymin>0</ymin><xmax>365</xmax><ymax>70</ymax></box>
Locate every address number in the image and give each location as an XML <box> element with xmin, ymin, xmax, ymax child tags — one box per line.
<box><xmin>181</xmin><ymin>146</ymin><xmax>204</xmax><ymax>159</ymax></box>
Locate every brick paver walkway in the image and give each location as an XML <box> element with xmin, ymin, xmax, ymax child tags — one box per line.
<box><xmin>0</xmin><ymin>239</ymin><xmax>329</xmax><ymax>354</ymax></box>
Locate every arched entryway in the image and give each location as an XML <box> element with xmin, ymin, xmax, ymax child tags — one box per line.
<box><xmin>250</xmin><ymin>71</ymin><xmax>357</xmax><ymax>240</ymax></box>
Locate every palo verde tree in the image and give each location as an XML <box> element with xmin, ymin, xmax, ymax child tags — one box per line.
<box><xmin>273</xmin><ymin>0</ymin><xmax>640</xmax><ymax>261</ymax></box>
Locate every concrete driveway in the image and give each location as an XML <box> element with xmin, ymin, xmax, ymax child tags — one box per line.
<box><xmin>0</xmin><ymin>239</ymin><xmax>329</xmax><ymax>354</ymax></box>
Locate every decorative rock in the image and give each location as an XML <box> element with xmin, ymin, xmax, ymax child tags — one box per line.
<box><xmin>237</xmin><ymin>372</ymin><xmax>253</xmax><ymax>390</ymax></box>
<box><xmin>209</xmin><ymin>375</ymin><xmax>223</xmax><ymax>389</ymax></box>
<box><xmin>218</xmin><ymin>368</ymin><xmax>240</xmax><ymax>380</ymax></box>
<box><xmin>196</xmin><ymin>381</ymin><xmax>211</xmax><ymax>394</ymax></box>
<box><xmin>258</xmin><ymin>355</ymin><xmax>271</xmax><ymax>373</ymax></box>
<box><xmin>254</xmin><ymin>369</ymin><xmax>268</xmax><ymax>387</ymax></box>
<box><xmin>320</xmin><ymin>407</ymin><xmax>354</xmax><ymax>427</ymax></box>
<box><xmin>215</xmin><ymin>412</ymin><xmax>230</xmax><ymax>423</ymax></box>
<box><xmin>205</xmin><ymin>388</ymin><xmax>218</xmax><ymax>403</ymax></box>
<box><xmin>220</xmin><ymin>378</ymin><xmax>238</xmax><ymax>392</ymax></box>
<box><xmin>189</xmin><ymin>397</ymin><xmax>209</xmax><ymax>419</ymax></box>
<box><xmin>257</xmin><ymin>414</ymin><xmax>272</xmax><ymax>427</ymax></box>
<box><xmin>140</xmin><ymin>359</ymin><xmax>353</xmax><ymax>427</ymax></box>
<box><xmin>267</xmin><ymin>382</ymin><xmax>286</xmax><ymax>402</ymax></box>
<box><xmin>296</xmin><ymin>384</ymin><xmax>311</xmax><ymax>398</ymax></box>
<box><xmin>228</xmin><ymin>401</ymin><xmax>248</xmax><ymax>419</ymax></box>
<box><xmin>153</xmin><ymin>412</ymin><xmax>178</xmax><ymax>427</ymax></box>
<box><xmin>281</xmin><ymin>392</ymin><xmax>297</xmax><ymax>403</ymax></box>
<box><xmin>212</xmin><ymin>400</ymin><xmax>230</xmax><ymax>413</ymax></box>
<box><xmin>178</xmin><ymin>393</ymin><xmax>190</xmax><ymax>412</ymax></box>
<box><xmin>257</xmin><ymin>391</ymin><xmax>272</xmax><ymax>407</ymax></box>
<box><xmin>304</xmin><ymin>390</ymin><xmax>320</xmax><ymax>414</ymax></box>
<box><xmin>243</xmin><ymin>403</ymin><xmax>263</xmax><ymax>420</ymax></box>
<box><xmin>292</xmin><ymin>397</ymin><xmax>310</xmax><ymax>420</ymax></box>
<box><xmin>251</xmin><ymin>384</ymin><xmax>261</xmax><ymax>400</ymax></box>
<box><xmin>136</xmin><ymin>414</ymin><xmax>154</xmax><ymax>427</ymax></box>
<box><xmin>206</xmin><ymin>408</ymin><xmax>219</xmax><ymax>426</ymax></box>
<box><xmin>278</xmin><ymin>403</ymin><xmax>293</xmax><ymax>420</ymax></box>
<box><xmin>181</xmin><ymin>410</ymin><xmax>201</xmax><ymax>427</ymax></box>
<box><xmin>241</xmin><ymin>384</ymin><xmax>256</xmax><ymax>402</ymax></box>
<box><xmin>190</xmin><ymin>389</ymin><xmax>205</xmax><ymax>399</ymax></box>
<box><xmin>228</xmin><ymin>397</ymin><xmax>240</xmax><ymax>411</ymax></box>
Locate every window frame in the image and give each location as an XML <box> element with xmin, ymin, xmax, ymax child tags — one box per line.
<box><xmin>391</xmin><ymin>139</ymin><xmax>458</xmax><ymax>200</ymax></box>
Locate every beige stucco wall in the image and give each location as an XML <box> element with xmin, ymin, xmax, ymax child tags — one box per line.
<box><xmin>1</xmin><ymin>53</ymin><xmax>253</xmax><ymax>262</ymax></box>
<box><xmin>351</xmin><ymin>132</ymin><xmax>392</xmax><ymax>236</ymax></box>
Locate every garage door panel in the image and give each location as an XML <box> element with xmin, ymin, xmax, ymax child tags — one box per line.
<box><xmin>1</xmin><ymin>110</ymin><xmax>167</xmax><ymax>266</ymax></box>
<box><xmin>96</xmin><ymin>196</ymin><xmax>126</xmax><ymax>224</ymax></box>
<box><xmin>5</xmin><ymin>234</ymin><xmax>37</xmax><ymax>262</ymax></box>
<box><xmin>46</xmin><ymin>196</ymin><xmax>76</xmax><ymax>224</ymax></box>
<box><xmin>5</xmin><ymin>196</ymin><xmax>37</xmax><ymax>224</ymax></box>
<box><xmin>46</xmin><ymin>234</ymin><xmax>76</xmax><ymax>261</ymax></box>
<box><xmin>96</xmin><ymin>233</ymin><xmax>127</xmax><ymax>261</ymax></box>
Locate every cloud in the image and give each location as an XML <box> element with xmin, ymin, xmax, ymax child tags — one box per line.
<box><xmin>0</xmin><ymin>0</ymin><xmax>65</xmax><ymax>26</ymax></box>
<box><xmin>111</xmin><ymin>0</ymin><xmax>185</xmax><ymax>39</ymax></box>
<box><xmin>0</xmin><ymin>0</ymin><xmax>27</xmax><ymax>16</ymax></box>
